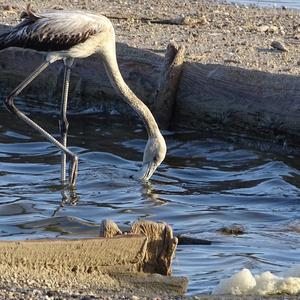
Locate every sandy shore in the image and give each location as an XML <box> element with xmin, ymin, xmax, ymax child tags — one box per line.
<box><xmin>1</xmin><ymin>0</ymin><xmax>300</xmax><ymax>76</ymax></box>
<box><xmin>0</xmin><ymin>1</ymin><xmax>300</xmax><ymax>299</ymax></box>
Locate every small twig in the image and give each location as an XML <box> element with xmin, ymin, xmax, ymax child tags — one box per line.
<box><xmin>105</xmin><ymin>15</ymin><xmax>207</xmax><ymax>26</ymax></box>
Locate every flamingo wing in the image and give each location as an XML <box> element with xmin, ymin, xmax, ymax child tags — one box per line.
<box><xmin>0</xmin><ymin>9</ymin><xmax>105</xmax><ymax>51</ymax></box>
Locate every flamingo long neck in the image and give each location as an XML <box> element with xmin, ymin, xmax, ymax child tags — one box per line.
<box><xmin>100</xmin><ymin>40</ymin><xmax>159</xmax><ymax>138</ymax></box>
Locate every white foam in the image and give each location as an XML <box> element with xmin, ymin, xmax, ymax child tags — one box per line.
<box><xmin>213</xmin><ymin>268</ymin><xmax>256</xmax><ymax>295</ymax></box>
<box><xmin>213</xmin><ymin>265</ymin><xmax>300</xmax><ymax>295</ymax></box>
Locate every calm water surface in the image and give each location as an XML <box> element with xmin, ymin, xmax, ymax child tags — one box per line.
<box><xmin>0</xmin><ymin>104</ymin><xmax>299</xmax><ymax>294</ymax></box>
<box><xmin>233</xmin><ymin>0</ymin><xmax>300</xmax><ymax>9</ymax></box>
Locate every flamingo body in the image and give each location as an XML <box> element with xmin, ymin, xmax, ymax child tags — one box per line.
<box><xmin>0</xmin><ymin>10</ymin><xmax>106</xmax><ymax>53</ymax></box>
<box><xmin>1</xmin><ymin>6</ymin><xmax>167</xmax><ymax>185</ymax></box>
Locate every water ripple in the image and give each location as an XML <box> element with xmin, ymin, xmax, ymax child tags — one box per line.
<box><xmin>0</xmin><ymin>109</ymin><xmax>299</xmax><ymax>294</ymax></box>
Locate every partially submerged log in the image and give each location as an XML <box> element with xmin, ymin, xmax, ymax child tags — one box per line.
<box><xmin>174</xmin><ymin>62</ymin><xmax>300</xmax><ymax>146</ymax></box>
<box><xmin>0</xmin><ymin>220</ymin><xmax>188</xmax><ymax>295</ymax></box>
<box><xmin>0</xmin><ymin>36</ymin><xmax>300</xmax><ymax>146</ymax></box>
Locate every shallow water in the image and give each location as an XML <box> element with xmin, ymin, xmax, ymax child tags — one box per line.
<box><xmin>233</xmin><ymin>0</ymin><xmax>300</xmax><ymax>9</ymax></box>
<box><xmin>0</xmin><ymin>104</ymin><xmax>299</xmax><ymax>295</ymax></box>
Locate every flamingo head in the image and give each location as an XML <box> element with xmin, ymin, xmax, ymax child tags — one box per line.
<box><xmin>136</xmin><ymin>133</ymin><xmax>166</xmax><ymax>181</ymax></box>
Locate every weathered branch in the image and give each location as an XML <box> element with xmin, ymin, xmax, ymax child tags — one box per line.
<box><xmin>153</xmin><ymin>41</ymin><xmax>185</xmax><ymax>129</ymax></box>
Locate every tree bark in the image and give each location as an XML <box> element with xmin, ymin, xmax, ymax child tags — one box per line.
<box><xmin>153</xmin><ymin>41</ymin><xmax>185</xmax><ymax>129</ymax></box>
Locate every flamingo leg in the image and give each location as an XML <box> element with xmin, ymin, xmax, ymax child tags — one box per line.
<box><xmin>59</xmin><ymin>58</ymin><xmax>74</xmax><ymax>184</ymax></box>
<box><xmin>4</xmin><ymin>58</ymin><xmax>78</xmax><ymax>187</ymax></box>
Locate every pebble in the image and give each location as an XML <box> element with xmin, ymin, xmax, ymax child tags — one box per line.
<box><xmin>2</xmin><ymin>4</ymin><xmax>16</xmax><ymax>11</ymax></box>
<box><xmin>271</xmin><ymin>40</ymin><xmax>288</xmax><ymax>52</ymax></box>
<box><xmin>258</xmin><ymin>25</ymin><xmax>269</xmax><ymax>32</ymax></box>
<box><xmin>268</xmin><ymin>25</ymin><xmax>278</xmax><ymax>33</ymax></box>
<box><xmin>51</xmin><ymin>5</ymin><xmax>64</xmax><ymax>10</ymax></box>
<box><xmin>294</xmin><ymin>33</ymin><xmax>300</xmax><ymax>40</ymax></box>
<box><xmin>257</xmin><ymin>24</ymin><xmax>279</xmax><ymax>33</ymax></box>
<box><xmin>217</xmin><ymin>224</ymin><xmax>245</xmax><ymax>235</ymax></box>
<box><xmin>224</xmin><ymin>59</ymin><xmax>240</xmax><ymax>64</ymax></box>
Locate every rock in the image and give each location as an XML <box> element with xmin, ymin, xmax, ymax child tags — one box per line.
<box><xmin>51</xmin><ymin>5</ymin><xmax>64</xmax><ymax>10</ymax></box>
<box><xmin>257</xmin><ymin>25</ymin><xmax>278</xmax><ymax>33</ymax></box>
<box><xmin>279</xmin><ymin>25</ymin><xmax>285</xmax><ymax>35</ymax></box>
<box><xmin>271</xmin><ymin>40</ymin><xmax>288</xmax><ymax>52</ymax></box>
<box><xmin>217</xmin><ymin>224</ymin><xmax>246</xmax><ymax>235</ymax></box>
<box><xmin>268</xmin><ymin>25</ymin><xmax>279</xmax><ymax>33</ymax></box>
<box><xmin>294</xmin><ymin>33</ymin><xmax>300</xmax><ymax>40</ymax></box>
<box><xmin>99</xmin><ymin>219</ymin><xmax>122</xmax><ymax>237</ymax></box>
<box><xmin>258</xmin><ymin>25</ymin><xmax>269</xmax><ymax>32</ymax></box>
<box><xmin>1</xmin><ymin>4</ymin><xmax>18</xmax><ymax>15</ymax></box>
<box><xmin>224</xmin><ymin>58</ymin><xmax>241</xmax><ymax>64</ymax></box>
<box><xmin>181</xmin><ymin>15</ymin><xmax>209</xmax><ymax>26</ymax></box>
<box><xmin>2</xmin><ymin>4</ymin><xmax>16</xmax><ymax>11</ymax></box>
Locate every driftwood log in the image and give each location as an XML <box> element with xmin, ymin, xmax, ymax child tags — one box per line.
<box><xmin>0</xmin><ymin>32</ymin><xmax>300</xmax><ymax>147</ymax></box>
<box><xmin>175</xmin><ymin>62</ymin><xmax>300</xmax><ymax>146</ymax></box>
